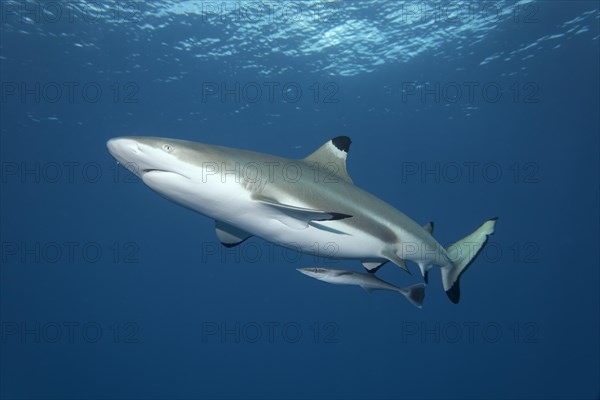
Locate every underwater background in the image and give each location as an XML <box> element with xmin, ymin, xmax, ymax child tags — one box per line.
<box><xmin>1</xmin><ymin>1</ymin><xmax>599</xmax><ymax>399</ymax></box>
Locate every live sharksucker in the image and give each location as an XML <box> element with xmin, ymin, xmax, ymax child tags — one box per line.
<box><xmin>297</xmin><ymin>267</ymin><xmax>426</xmax><ymax>308</ymax></box>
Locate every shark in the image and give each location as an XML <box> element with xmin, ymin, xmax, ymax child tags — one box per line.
<box><xmin>297</xmin><ymin>267</ymin><xmax>426</xmax><ymax>308</ymax></box>
<box><xmin>106</xmin><ymin>135</ymin><xmax>497</xmax><ymax>303</ymax></box>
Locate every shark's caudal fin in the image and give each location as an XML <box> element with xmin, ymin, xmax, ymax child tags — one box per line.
<box><xmin>441</xmin><ymin>218</ymin><xmax>497</xmax><ymax>303</ymax></box>
<box><xmin>397</xmin><ymin>283</ymin><xmax>426</xmax><ymax>308</ymax></box>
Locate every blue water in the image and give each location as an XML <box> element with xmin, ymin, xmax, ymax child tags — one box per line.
<box><xmin>1</xmin><ymin>1</ymin><xmax>599</xmax><ymax>399</ymax></box>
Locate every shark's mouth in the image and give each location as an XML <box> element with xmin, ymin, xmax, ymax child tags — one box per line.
<box><xmin>142</xmin><ymin>169</ymin><xmax>190</xmax><ymax>179</ymax></box>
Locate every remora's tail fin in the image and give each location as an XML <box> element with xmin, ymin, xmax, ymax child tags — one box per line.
<box><xmin>442</xmin><ymin>218</ymin><xmax>497</xmax><ymax>304</ymax></box>
<box><xmin>397</xmin><ymin>283</ymin><xmax>426</xmax><ymax>308</ymax></box>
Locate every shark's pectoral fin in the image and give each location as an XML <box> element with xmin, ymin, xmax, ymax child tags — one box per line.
<box><xmin>215</xmin><ymin>220</ymin><xmax>252</xmax><ymax>247</ymax></box>
<box><xmin>309</xmin><ymin>222</ymin><xmax>351</xmax><ymax>235</ymax></box>
<box><xmin>255</xmin><ymin>196</ymin><xmax>352</xmax><ymax>230</ymax></box>
<box><xmin>362</xmin><ymin>260</ymin><xmax>388</xmax><ymax>272</ymax></box>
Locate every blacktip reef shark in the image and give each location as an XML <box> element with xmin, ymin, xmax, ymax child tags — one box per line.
<box><xmin>297</xmin><ymin>267</ymin><xmax>426</xmax><ymax>308</ymax></box>
<box><xmin>107</xmin><ymin>135</ymin><xmax>497</xmax><ymax>303</ymax></box>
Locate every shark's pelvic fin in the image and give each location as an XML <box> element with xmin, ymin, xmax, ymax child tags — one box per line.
<box><xmin>382</xmin><ymin>249</ymin><xmax>410</xmax><ymax>273</ymax></box>
<box><xmin>215</xmin><ymin>220</ymin><xmax>253</xmax><ymax>247</ymax></box>
<box><xmin>255</xmin><ymin>195</ymin><xmax>352</xmax><ymax>230</ymax></box>
<box><xmin>303</xmin><ymin>136</ymin><xmax>353</xmax><ymax>184</ymax></box>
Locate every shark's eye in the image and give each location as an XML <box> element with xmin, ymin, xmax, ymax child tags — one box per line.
<box><xmin>162</xmin><ymin>144</ymin><xmax>173</xmax><ymax>153</ymax></box>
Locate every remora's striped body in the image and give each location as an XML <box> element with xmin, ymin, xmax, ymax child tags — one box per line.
<box><xmin>297</xmin><ymin>267</ymin><xmax>426</xmax><ymax>308</ymax></box>
<box><xmin>107</xmin><ymin>136</ymin><xmax>496</xmax><ymax>303</ymax></box>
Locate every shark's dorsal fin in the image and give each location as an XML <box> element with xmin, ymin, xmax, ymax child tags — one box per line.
<box><xmin>215</xmin><ymin>220</ymin><xmax>252</xmax><ymax>247</ymax></box>
<box><xmin>303</xmin><ymin>136</ymin><xmax>353</xmax><ymax>184</ymax></box>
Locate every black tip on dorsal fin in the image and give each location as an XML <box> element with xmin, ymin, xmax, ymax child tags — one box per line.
<box><xmin>331</xmin><ymin>136</ymin><xmax>351</xmax><ymax>153</ymax></box>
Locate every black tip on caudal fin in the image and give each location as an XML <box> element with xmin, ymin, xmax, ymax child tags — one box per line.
<box><xmin>399</xmin><ymin>283</ymin><xmax>426</xmax><ymax>308</ymax></box>
<box><xmin>446</xmin><ymin>280</ymin><xmax>460</xmax><ymax>304</ymax></box>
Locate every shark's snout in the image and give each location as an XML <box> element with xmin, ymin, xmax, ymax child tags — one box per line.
<box><xmin>107</xmin><ymin>137</ymin><xmax>154</xmax><ymax>179</ymax></box>
<box><xmin>107</xmin><ymin>137</ymin><xmax>141</xmax><ymax>160</ymax></box>
<box><xmin>107</xmin><ymin>136</ymin><xmax>193</xmax><ymax>182</ymax></box>
<box><xmin>106</xmin><ymin>137</ymin><xmax>122</xmax><ymax>154</ymax></box>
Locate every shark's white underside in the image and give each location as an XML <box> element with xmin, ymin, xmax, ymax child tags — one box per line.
<box><xmin>142</xmin><ymin>168</ymin><xmax>388</xmax><ymax>260</ymax></box>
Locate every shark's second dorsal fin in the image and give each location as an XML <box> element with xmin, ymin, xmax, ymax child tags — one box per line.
<box><xmin>303</xmin><ymin>136</ymin><xmax>353</xmax><ymax>184</ymax></box>
<box><xmin>423</xmin><ymin>222</ymin><xmax>434</xmax><ymax>235</ymax></box>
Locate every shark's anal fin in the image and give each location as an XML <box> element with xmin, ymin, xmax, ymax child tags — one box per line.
<box><xmin>303</xmin><ymin>136</ymin><xmax>354</xmax><ymax>184</ymax></box>
<box><xmin>215</xmin><ymin>220</ymin><xmax>252</xmax><ymax>248</ymax></box>
<box><xmin>255</xmin><ymin>195</ymin><xmax>352</xmax><ymax>230</ymax></box>
<box><xmin>418</xmin><ymin>263</ymin><xmax>430</xmax><ymax>283</ymax></box>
